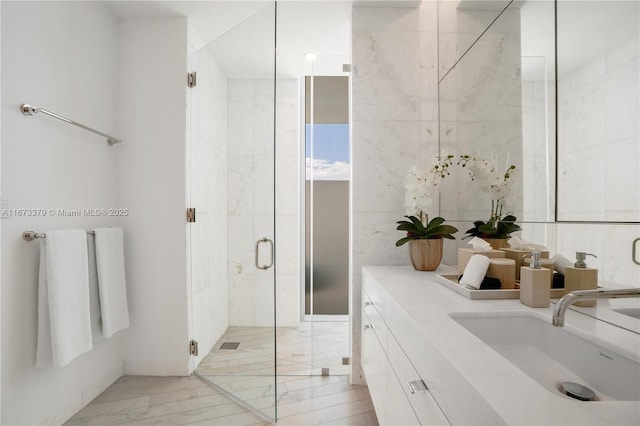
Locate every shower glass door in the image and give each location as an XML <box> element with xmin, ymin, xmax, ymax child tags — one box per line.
<box><xmin>188</xmin><ymin>3</ymin><xmax>277</xmax><ymax>421</ymax></box>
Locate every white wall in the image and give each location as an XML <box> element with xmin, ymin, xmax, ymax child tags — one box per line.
<box><xmin>188</xmin><ymin>42</ymin><xmax>229</xmax><ymax>368</ymax></box>
<box><xmin>1</xmin><ymin>2</ymin><xmax>123</xmax><ymax>423</ymax></box>
<box><xmin>117</xmin><ymin>17</ymin><xmax>190</xmax><ymax>376</ymax></box>
<box><xmin>351</xmin><ymin>2</ymin><xmax>440</xmax><ymax>384</ymax></box>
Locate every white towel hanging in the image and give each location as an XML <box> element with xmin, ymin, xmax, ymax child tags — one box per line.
<box><xmin>36</xmin><ymin>229</ymin><xmax>93</xmax><ymax>368</ymax></box>
<box><xmin>93</xmin><ymin>227</ymin><xmax>129</xmax><ymax>338</ymax></box>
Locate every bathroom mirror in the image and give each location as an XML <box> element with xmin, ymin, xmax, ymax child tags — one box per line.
<box><xmin>438</xmin><ymin>0</ymin><xmax>555</xmax><ymax>224</ymax></box>
<box><xmin>438</xmin><ymin>0</ymin><xmax>640</xmax><ymax>333</ymax></box>
<box><xmin>438</xmin><ymin>0</ymin><xmax>512</xmax><ymax>78</ymax></box>
<box><xmin>438</xmin><ymin>0</ymin><xmax>639</xmax><ymax>224</ymax></box>
<box><xmin>556</xmin><ymin>1</ymin><xmax>639</xmax><ymax>223</ymax></box>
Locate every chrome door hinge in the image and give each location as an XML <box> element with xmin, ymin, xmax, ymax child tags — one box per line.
<box><xmin>188</xmin><ymin>72</ymin><xmax>197</xmax><ymax>88</ymax></box>
<box><xmin>187</xmin><ymin>207</ymin><xmax>196</xmax><ymax>223</ymax></box>
<box><xmin>190</xmin><ymin>340</ymin><xmax>199</xmax><ymax>356</ymax></box>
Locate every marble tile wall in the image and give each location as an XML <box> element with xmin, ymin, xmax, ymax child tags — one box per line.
<box><xmin>551</xmin><ymin>35</ymin><xmax>640</xmax><ymax>288</ymax></box>
<box><xmin>558</xmin><ymin>35</ymin><xmax>639</xmax><ymax>222</ymax></box>
<box><xmin>351</xmin><ymin>2</ymin><xmax>440</xmax><ymax>385</ymax></box>
<box><xmin>521</xmin><ymin>79</ymin><xmax>555</xmax><ymax>223</ymax></box>
<box><xmin>227</xmin><ymin>79</ymin><xmax>300</xmax><ymax>328</ymax></box>
<box><xmin>352</xmin><ymin>0</ymin><xmax>639</xmax><ymax>386</ymax></box>
<box><xmin>438</xmin><ymin>7</ymin><xmax>523</xmax><ymax>223</ymax></box>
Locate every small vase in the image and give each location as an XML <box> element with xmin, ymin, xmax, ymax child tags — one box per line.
<box><xmin>409</xmin><ymin>238</ymin><xmax>443</xmax><ymax>271</ymax></box>
<box><xmin>482</xmin><ymin>238</ymin><xmax>509</xmax><ymax>250</ymax></box>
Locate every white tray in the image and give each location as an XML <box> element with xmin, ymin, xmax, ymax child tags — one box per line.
<box><xmin>436</xmin><ymin>274</ymin><xmax>566</xmax><ymax>300</ymax></box>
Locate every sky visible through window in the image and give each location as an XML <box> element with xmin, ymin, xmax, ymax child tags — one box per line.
<box><xmin>305</xmin><ymin>123</ymin><xmax>350</xmax><ymax>181</ymax></box>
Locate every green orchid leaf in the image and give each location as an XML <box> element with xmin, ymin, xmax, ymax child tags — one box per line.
<box><xmin>396</xmin><ymin>221</ymin><xmax>417</xmax><ymax>231</ymax></box>
<box><xmin>395</xmin><ymin>237</ymin><xmax>414</xmax><ymax>247</ymax></box>
<box><xmin>395</xmin><ymin>215</ymin><xmax>458</xmax><ymax>245</ymax></box>
<box><xmin>429</xmin><ymin>224</ymin><xmax>459</xmax><ymax>239</ymax></box>
<box><xmin>424</xmin><ymin>217</ymin><xmax>445</xmax><ymax>232</ymax></box>
<box><xmin>478</xmin><ymin>223</ymin><xmax>497</xmax><ymax>235</ymax></box>
<box><xmin>406</xmin><ymin>215</ymin><xmax>427</xmax><ymax>233</ymax></box>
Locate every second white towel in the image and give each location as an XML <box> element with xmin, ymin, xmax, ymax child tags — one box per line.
<box><xmin>94</xmin><ymin>227</ymin><xmax>129</xmax><ymax>338</ymax></box>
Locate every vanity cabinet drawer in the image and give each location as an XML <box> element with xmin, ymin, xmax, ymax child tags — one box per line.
<box><xmin>363</xmin><ymin>278</ymin><xmax>384</xmax><ymax>314</ymax></box>
<box><xmin>363</xmin><ymin>293</ymin><xmax>387</xmax><ymax>343</ymax></box>
<box><xmin>362</xmin><ymin>308</ymin><xmax>388</xmax><ymax>424</ymax></box>
<box><xmin>362</xmin><ymin>271</ymin><xmax>450</xmax><ymax>425</ymax></box>
<box><xmin>385</xmin><ymin>364</ymin><xmax>421</xmax><ymax>425</ymax></box>
<box><xmin>387</xmin><ymin>332</ymin><xmax>450</xmax><ymax>425</ymax></box>
<box><xmin>363</xmin><ymin>307</ymin><xmax>419</xmax><ymax>425</ymax></box>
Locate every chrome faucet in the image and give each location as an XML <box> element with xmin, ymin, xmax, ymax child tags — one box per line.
<box><xmin>552</xmin><ymin>288</ymin><xmax>640</xmax><ymax>327</ymax></box>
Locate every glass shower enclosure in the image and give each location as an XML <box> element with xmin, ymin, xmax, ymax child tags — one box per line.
<box><xmin>187</xmin><ymin>2</ymin><xmax>352</xmax><ymax>421</ymax></box>
<box><xmin>188</xmin><ymin>3</ymin><xmax>278</xmax><ymax>421</ymax></box>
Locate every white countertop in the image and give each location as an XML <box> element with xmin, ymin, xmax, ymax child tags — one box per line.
<box><xmin>362</xmin><ymin>265</ymin><xmax>640</xmax><ymax>426</ymax></box>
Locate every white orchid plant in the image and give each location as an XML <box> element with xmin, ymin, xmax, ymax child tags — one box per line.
<box><xmin>395</xmin><ymin>155</ymin><xmax>459</xmax><ymax>247</ymax></box>
<box><xmin>457</xmin><ymin>154</ymin><xmax>521</xmax><ymax>239</ymax></box>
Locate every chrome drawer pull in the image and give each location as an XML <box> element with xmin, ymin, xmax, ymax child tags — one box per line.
<box><xmin>408</xmin><ymin>379</ymin><xmax>428</xmax><ymax>394</ymax></box>
<box><xmin>364</xmin><ymin>301</ymin><xmax>373</xmax><ymax>307</ymax></box>
<box><xmin>364</xmin><ymin>324</ymin><xmax>374</xmax><ymax>330</ymax></box>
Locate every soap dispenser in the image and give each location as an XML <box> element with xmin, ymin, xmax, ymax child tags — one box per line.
<box><xmin>520</xmin><ymin>252</ymin><xmax>551</xmax><ymax>308</ymax></box>
<box><xmin>564</xmin><ymin>252</ymin><xmax>598</xmax><ymax>307</ymax></box>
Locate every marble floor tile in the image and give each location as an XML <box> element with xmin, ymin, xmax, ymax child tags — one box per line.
<box><xmin>66</xmin><ymin>321</ymin><xmax>377</xmax><ymax>426</ymax></box>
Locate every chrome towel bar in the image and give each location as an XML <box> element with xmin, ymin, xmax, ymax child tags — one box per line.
<box><xmin>20</xmin><ymin>104</ymin><xmax>122</xmax><ymax>146</ymax></box>
<box><xmin>23</xmin><ymin>230</ymin><xmax>95</xmax><ymax>241</ymax></box>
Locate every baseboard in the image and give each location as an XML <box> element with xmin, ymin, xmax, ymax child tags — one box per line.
<box><xmin>124</xmin><ymin>360</ymin><xmax>191</xmax><ymax>376</ymax></box>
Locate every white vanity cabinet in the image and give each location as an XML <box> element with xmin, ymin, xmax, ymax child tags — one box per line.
<box><xmin>362</xmin><ymin>281</ymin><xmax>449</xmax><ymax>425</ymax></box>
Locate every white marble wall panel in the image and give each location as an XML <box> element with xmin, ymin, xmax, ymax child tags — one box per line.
<box><xmin>352</xmin><ymin>30</ymin><xmax>420</xmax><ymax>121</ymax></box>
<box><xmin>276</xmin><ymin>214</ymin><xmax>299</xmax><ymax>275</ymax></box>
<box><xmin>227</xmin><ymin>79</ymin><xmax>300</xmax><ymax>328</ymax></box>
<box><xmin>227</xmin><ymin>97</ymin><xmax>254</xmax><ymax>156</ymax></box>
<box><xmin>253</xmin><ymin>156</ymin><xmax>275</xmax><ymax>216</ymax></box>
<box><xmin>227</xmin><ymin>155</ymin><xmax>254</xmax><ymax>215</ymax></box>
<box><xmin>419</xmin><ymin>31</ymin><xmax>439</xmax><ymax>122</ymax></box>
<box><xmin>352</xmin><ymin>120</ymin><xmax>421</xmax><ymax>213</ymax></box>
<box><xmin>228</xmin><ymin>273</ymin><xmax>255</xmax><ymax>327</ymax></box>
<box><xmin>276</xmin><ymin>274</ymin><xmax>300</xmax><ymax>326</ymax></box>
<box><xmin>351</xmin><ymin>2</ymin><xmax>440</xmax><ymax>384</ymax></box>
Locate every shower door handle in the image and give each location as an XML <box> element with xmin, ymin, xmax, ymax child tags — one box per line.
<box><xmin>255</xmin><ymin>237</ymin><xmax>274</xmax><ymax>270</ymax></box>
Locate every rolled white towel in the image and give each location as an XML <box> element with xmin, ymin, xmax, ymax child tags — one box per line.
<box><xmin>551</xmin><ymin>254</ymin><xmax>573</xmax><ymax>274</ymax></box>
<box><xmin>460</xmin><ymin>254</ymin><xmax>491</xmax><ymax>289</ymax></box>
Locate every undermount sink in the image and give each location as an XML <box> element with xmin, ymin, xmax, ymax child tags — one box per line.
<box><xmin>450</xmin><ymin>312</ymin><xmax>640</xmax><ymax>402</ymax></box>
